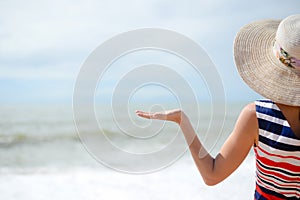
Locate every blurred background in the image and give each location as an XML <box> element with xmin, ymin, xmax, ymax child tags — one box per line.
<box><xmin>0</xmin><ymin>0</ymin><xmax>299</xmax><ymax>199</ymax></box>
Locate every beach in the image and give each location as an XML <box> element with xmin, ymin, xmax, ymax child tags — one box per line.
<box><xmin>0</xmin><ymin>103</ymin><xmax>256</xmax><ymax>200</ymax></box>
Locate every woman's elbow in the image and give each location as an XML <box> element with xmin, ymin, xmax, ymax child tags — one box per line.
<box><xmin>202</xmin><ymin>176</ymin><xmax>222</xmax><ymax>186</ymax></box>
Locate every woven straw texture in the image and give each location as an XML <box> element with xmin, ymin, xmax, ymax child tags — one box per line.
<box><xmin>234</xmin><ymin>15</ymin><xmax>300</xmax><ymax>106</ymax></box>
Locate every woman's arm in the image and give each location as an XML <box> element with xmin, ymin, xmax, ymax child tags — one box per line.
<box><xmin>136</xmin><ymin>103</ymin><xmax>258</xmax><ymax>186</ymax></box>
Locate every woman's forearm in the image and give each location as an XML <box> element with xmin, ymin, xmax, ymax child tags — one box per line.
<box><xmin>179</xmin><ymin>105</ymin><xmax>256</xmax><ymax>186</ymax></box>
<box><xmin>179</xmin><ymin>112</ymin><xmax>219</xmax><ymax>186</ymax></box>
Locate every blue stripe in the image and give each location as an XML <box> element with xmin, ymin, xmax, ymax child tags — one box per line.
<box><xmin>259</xmin><ymin>135</ymin><xmax>300</xmax><ymax>152</ymax></box>
<box><xmin>254</xmin><ymin>190</ymin><xmax>268</xmax><ymax>200</ymax></box>
<box><xmin>257</xmin><ymin>175</ymin><xmax>300</xmax><ymax>194</ymax></box>
<box><xmin>257</xmin><ymin>159</ymin><xmax>300</xmax><ymax>177</ymax></box>
<box><xmin>255</xmin><ymin>184</ymin><xmax>292</xmax><ymax>199</ymax></box>
<box><xmin>258</xmin><ymin>118</ymin><xmax>297</xmax><ymax>139</ymax></box>
<box><xmin>256</xmin><ymin>105</ymin><xmax>286</xmax><ymax>120</ymax></box>
<box><xmin>255</xmin><ymin>99</ymin><xmax>300</xmax><ymax>199</ymax></box>
<box><xmin>257</xmin><ymin>99</ymin><xmax>273</xmax><ymax>103</ymax></box>
<box><xmin>256</xmin><ymin>162</ymin><xmax>300</xmax><ymax>183</ymax></box>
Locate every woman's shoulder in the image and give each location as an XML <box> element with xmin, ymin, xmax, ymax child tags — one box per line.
<box><xmin>241</xmin><ymin>102</ymin><xmax>257</xmax><ymax>117</ymax></box>
<box><xmin>237</xmin><ymin>102</ymin><xmax>259</xmax><ymax>145</ymax></box>
<box><xmin>232</xmin><ymin>102</ymin><xmax>259</xmax><ymax>146</ymax></box>
<box><xmin>235</xmin><ymin>102</ymin><xmax>258</xmax><ymax>130</ymax></box>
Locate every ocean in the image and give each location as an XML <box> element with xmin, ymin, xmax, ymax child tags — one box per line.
<box><xmin>0</xmin><ymin>102</ymin><xmax>256</xmax><ymax>200</ymax></box>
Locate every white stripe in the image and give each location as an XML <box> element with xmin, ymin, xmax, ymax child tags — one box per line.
<box><xmin>256</xmin><ymin>100</ymin><xmax>300</xmax><ymax>198</ymax></box>
<box><xmin>257</xmin><ymin>170</ymin><xmax>299</xmax><ymax>189</ymax></box>
<box><xmin>257</xmin><ymin>112</ymin><xmax>290</xmax><ymax>127</ymax></box>
<box><xmin>256</xmin><ymin>146</ymin><xmax>300</xmax><ymax>170</ymax></box>
<box><xmin>255</xmin><ymin>100</ymin><xmax>280</xmax><ymax>111</ymax></box>
<box><xmin>256</xmin><ymin>179</ymin><xmax>300</xmax><ymax>198</ymax></box>
<box><xmin>259</xmin><ymin>142</ymin><xmax>300</xmax><ymax>158</ymax></box>
<box><xmin>259</xmin><ymin>129</ymin><xmax>300</xmax><ymax>146</ymax></box>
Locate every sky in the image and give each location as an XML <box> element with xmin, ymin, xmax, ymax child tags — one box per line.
<box><xmin>0</xmin><ymin>0</ymin><xmax>299</xmax><ymax>105</ymax></box>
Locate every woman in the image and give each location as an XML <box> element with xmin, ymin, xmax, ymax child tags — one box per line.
<box><xmin>136</xmin><ymin>14</ymin><xmax>300</xmax><ymax>199</ymax></box>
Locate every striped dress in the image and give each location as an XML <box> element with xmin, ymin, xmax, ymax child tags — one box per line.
<box><xmin>254</xmin><ymin>100</ymin><xmax>300</xmax><ymax>199</ymax></box>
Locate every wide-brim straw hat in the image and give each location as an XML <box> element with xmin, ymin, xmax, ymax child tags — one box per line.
<box><xmin>234</xmin><ymin>14</ymin><xmax>300</xmax><ymax>106</ymax></box>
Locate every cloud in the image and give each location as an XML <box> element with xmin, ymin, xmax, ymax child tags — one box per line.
<box><xmin>1</xmin><ymin>0</ymin><xmax>298</xmax><ymax>62</ymax></box>
<box><xmin>0</xmin><ymin>0</ymin><xmax>236</xmax><ymax>59</ymax></box>
<box><xmin>0</xmin><ymin>0</ymin><xmax>299</xmax><ymax>103</ymax></box>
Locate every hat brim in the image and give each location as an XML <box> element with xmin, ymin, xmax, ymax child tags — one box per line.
<box><xmin>234</xmin><ymin>19</ymin><xmax>300</xmax><ymax>106</ymax></box>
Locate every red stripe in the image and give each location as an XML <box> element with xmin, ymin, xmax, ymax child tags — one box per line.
<box><xmin>257</xmin><ymin>179</ymin><xmax>299</xmax><ymax>198</ymax></box>
<box><xmin>256</xmin><ymin>151</ymin><xmax>300</xmax><ymax>175</ymax></box>
<box><xmin>256</xmin><ymin>161</ymin><xmax>299</xmax><ymax>182</ymax></box>
<box><xmin>257</xmin><ymin>168</ymin><xmax>299</xmax><ymax>189</ymax></box>
<box><xmin>257</xmin><ymin>145</ymin><xmax>300</xmax><ymax>161</ymax></box>
<box><xmin>255</xmin><ymin>183</ymin><xmax>284</xmax><ymax>200</ymax></box>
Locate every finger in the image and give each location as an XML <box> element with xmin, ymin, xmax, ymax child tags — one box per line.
<box><xmin>135</xmin><ymin>110</ymin><xmax>168</xmax><ymax>120</ymax></box>
<box><xmin>135</xmin><ymin>110</ymin><xmax>153</xmax><ymax>119</ymax></box>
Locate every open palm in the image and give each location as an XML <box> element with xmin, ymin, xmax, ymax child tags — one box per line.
<box><xmin>135</xmin><ymin>109</ymin><xmax>182</xmax><ymax>124</ymax></box>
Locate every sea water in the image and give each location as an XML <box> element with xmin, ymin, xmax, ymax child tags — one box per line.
<box><xmin>0</xmin><ymin>103</ymin><xmax>256</xmax><ymax>200</ymax></box>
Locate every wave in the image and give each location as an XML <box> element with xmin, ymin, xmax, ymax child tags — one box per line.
<box><xmin>0</xmin><ymin>133</ymin><xmax>78</xmax><ymax>147</ymax></box>
<box><xmin>0</xmin><ymin>129</ymin><xmax>122</xmax><ymax>147</ymax></box>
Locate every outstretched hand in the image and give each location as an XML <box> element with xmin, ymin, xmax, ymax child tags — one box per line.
<box><xmin>135</xmin><ymin>109</ymin><xmax>183</xmax><ymax>124</ymax></box>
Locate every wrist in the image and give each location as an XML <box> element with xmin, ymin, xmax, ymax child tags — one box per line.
<box><xmin>176</xmin><ymin>110</ymin><xmax>187</xmax><ymax>125</ymax></box>
<box><xmin>178</xmin><ymin>111</ymin><xmax>189</xmax><ymax>125</ymax></box>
